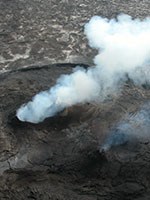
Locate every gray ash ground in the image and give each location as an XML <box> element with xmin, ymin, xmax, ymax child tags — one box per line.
<box><xmin>0</xmin><ymin>0</ymin><xmax>150</xmax><ymax>199</ymax></box>
<box><xmin>0</xmin><ymin>64</ymin><xmax>150</xmax><ymax>200</ymax></box>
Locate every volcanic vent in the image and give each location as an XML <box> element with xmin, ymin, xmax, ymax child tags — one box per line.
<box><xmin>0</xmin><ymin>14</ymin><xmax>150</xmax><ymax>200</ymax></box>
<box><xmin>0</xmin><ymin>60</ymin><xmax>149</xmax><ymax>199</ymax></box>
<box><xmin>17</xmin><ymin>14</ymin><xmax>150</xmax><ymax>124</ymax></box>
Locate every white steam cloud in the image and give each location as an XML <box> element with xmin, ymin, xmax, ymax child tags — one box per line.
<box><xmin>17</xmin><ymin>14</ymin><xmax>150</xmax><ymax>123</ymax></box>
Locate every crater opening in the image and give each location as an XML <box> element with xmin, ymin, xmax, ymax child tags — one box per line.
<box><xmin>0</xmin><ymin>63</ymin><xmax>149</xmax><ymax>200</ymax></box>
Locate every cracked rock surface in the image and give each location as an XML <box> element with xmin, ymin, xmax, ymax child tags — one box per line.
<box><xmin>0</xmin><ymin>64</ymin><xmax>150</xmax><ymax>200</ymax></box>
<box><xmin>0</xmin><ymin>0</ymin><xmax>150</xmax><ymax>199</ymax></box>
<box><xmin>0</xmin><ymin>0</ymin><xmax>150</xmax><ymax>72</ymax></box>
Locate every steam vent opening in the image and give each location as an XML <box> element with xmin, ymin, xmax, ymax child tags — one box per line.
<box><xmin>1</xmin><ymin>0</ymin><xmax>150</xmax><ymax>198</ymax></box>
<box><xmin>0</xmin><ymin>62</ymin><xmax>149</xmax><ymax>199</ymax></box>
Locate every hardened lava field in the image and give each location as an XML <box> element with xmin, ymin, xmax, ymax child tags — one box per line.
<box><xmin>0</xmin><ymin>64</ymin><xmax>149</xmax><ymax>200</ymax></box>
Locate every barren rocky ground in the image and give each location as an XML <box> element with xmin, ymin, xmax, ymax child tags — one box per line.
<box><xmin>0</xmin><ymin>0</ymin><xmax>150</xmax><ymax>72</ymax></box>
<box><xmin>0</xmin><ymin>0</ymin><xmax>150</xmax><ymax>200</ymax></box>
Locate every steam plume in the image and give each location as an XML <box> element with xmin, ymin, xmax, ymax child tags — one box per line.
<box><xmin>100</xmin><ymin>103</ymin><xmax>150</xmax><ymax>151</ymax></box>
<box><xmin>17</xmin><ymin>14</ymin><xmax>150</xmax><ymax>123</ymax></box>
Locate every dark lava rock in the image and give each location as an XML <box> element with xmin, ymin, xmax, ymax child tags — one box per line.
<box><xmin>0</xmin><ymin>64</ymin><xmax>149</xmax><ymax>200</ymax></box>
<box><xmin>0</xmin><ymin>0</ymin><xmax>150</xmax><ymax>199</ymax></box>
<box><xmin>0</xmin><ymin>0</ymin><xmax>150</xmax><ymax>72</ymax></box>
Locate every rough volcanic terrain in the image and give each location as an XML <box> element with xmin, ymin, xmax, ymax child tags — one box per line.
<box><xmin>0</xmin><ymin>64</ymin><xmax>149</xmax><ymax>200</ymax></box>
<box><xmin>1</xmin><ymin>0</ymin><xmax>150</xmax><ymax>72</ymax></box>
<box><xmin>0</xmin><ymin>0</ymin><xmax>150</xmax><ymax>200</ymax></box>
